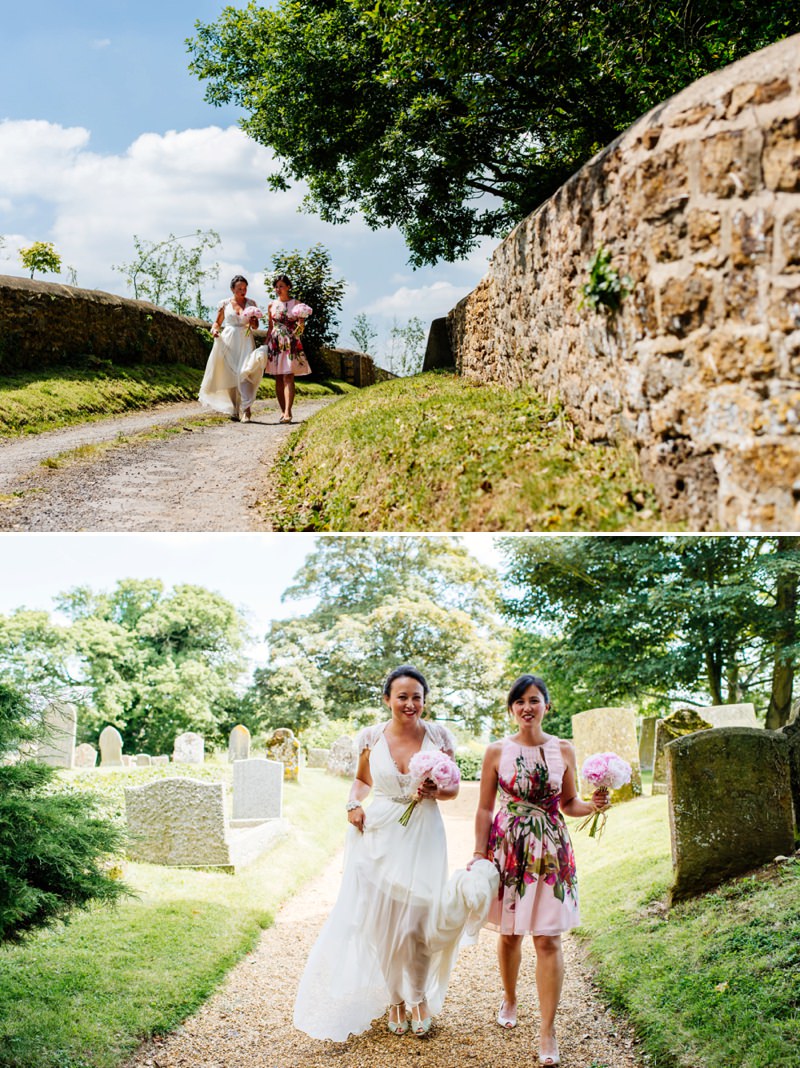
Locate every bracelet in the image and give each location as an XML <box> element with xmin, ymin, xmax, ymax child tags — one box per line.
<box><xmin>345</xmin><ymin>801</ymin><xmax>363</xmax><ymax>812</ymax></box>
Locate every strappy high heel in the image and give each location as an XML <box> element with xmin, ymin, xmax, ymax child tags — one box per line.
<box><xmin>387</xmin><ymin>1004</ymin><xmax>408</xmax><ymax>1035</ymax></box>
<box><xmin>409</xmin><ymin>1002</ymin><xmax>432</xmax><ymax>1037</ymax></box>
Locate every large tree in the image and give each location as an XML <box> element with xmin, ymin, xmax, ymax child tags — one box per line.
<box><xmin>501</xmin><ymin>536</ymin><xmax>800</xmax><ymax>724</ymax></box>
<box><xmin>248</xmin><ymin>536</ymin><xmax>509</xmax><ymax>734</ymax></box>
<box><xmin>187</xmin><ymin>1</ymin><xmax>797</xmax><ymax>265</ymax></box>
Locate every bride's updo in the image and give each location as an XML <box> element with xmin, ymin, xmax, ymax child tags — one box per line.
<box><xmin>383</xmin><ymin>665</ymin><xmax>429</xmax><ymax>698</ymax></box>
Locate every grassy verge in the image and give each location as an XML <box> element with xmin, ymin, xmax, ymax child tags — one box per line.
<box><xmin>0</xmin><ymin>366</ymin><xmax>353</xmax><ymax>437</ymax></box>
<box><xmin>0</xmin><ymin>767</ymin><xmax>350</xmax><ymax>1068</ymax></box>
<box><xmin>571</xmin><ymin>795</ymin><xmax>800</xmax><ymax>1068</ymax></box>
<box><xmin>265</xmin><ymin>371</ymin><xmax>670</xmax><ymax>531</ymax></box>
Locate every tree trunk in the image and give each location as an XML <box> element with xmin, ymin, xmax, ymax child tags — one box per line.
<box><xmin>766</xmin><ymin>537</ymin><xmax>800</xmax><ymax>729</ymax></box>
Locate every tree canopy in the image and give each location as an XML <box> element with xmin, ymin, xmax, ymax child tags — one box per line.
<box><xmin>501</xmin><ymin>536</ymin><xmax>800</xmax><ymax>725</ymax></box>
<box><xmin>187</xmin><ymin>1</ymin><xmax>798</xmax><ymax>265</ymax></box>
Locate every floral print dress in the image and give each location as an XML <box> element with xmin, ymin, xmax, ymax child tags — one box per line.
<box><xmin>486</xmin><ymin>736</ymin><xmax>580</xmax><ymax>935</ymax></box>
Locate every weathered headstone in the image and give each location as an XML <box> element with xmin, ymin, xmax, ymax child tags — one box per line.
<box><xmin>122</xmin><ymin>755</ymin><xmax>134</xmax><ymax>767</ymax></box>
<box><xmin>232</xmin><ymin>759</ymin><xmax>283</xmax><ymax>822</ymax></box>
<box><xmin>780</xmin><ymin>718</ymin><xmax>800</xmax><ymax>828</ymax></box>
<box><xmin>99</xmin><ymin>724</ymin><xmax>124</xmax><ymax>768</ymax></box>
<box><xmin>74</xmin><ymin>742</ymin><xmax>98</xmax><ymax>768</ymax></box>
<box><xmin>124</xmin><ymin>777</ymin><xmax>230</xmax><ymax>867</ymax></box>
<box><xmin>152</xmin><ymin>755</ymin><xmax>170</xmax><ymax>766</ymax></box>
<box><xmin>571</xmin><ymin>707</ymin><xmax>642</xmax><ymax>801</ymax></box>
<box><xmin>173</xmin><ymin>731</ymin><xmax>204</xmax><ymax>765</ymax></box>
<box><xmin>638</xmin><ymin>716</ymin><xmax>660</xmax><ymax>772</ymax></box>
<box><xmin>37</xmin><ymin>701</ymin><xmax>77</xmax><ymax>768</ymax></box>
<box><xmin>265</xmin><ymin>728</ymin><xmax>301</xmax><ymax>782</ymax></box>
<box><xmin>327</xmin><ymin>735</ymin><xmax>357</xmax><ymax>778</ymax></box>
<box><xmin>228</xmin><ymin>724</ymin><xmax>251</xmax><ymax>763</ymax></box>
<box><xmin>701</xmin><ymin>703</ymin><xmax>757</xmax><ymax>728</ymax></box>
<box><xmin>652</xmin><ymin>708</ymin><xmax>712</xmax><ymax>794</ymax></box>
<box><xmin>134</xmin><ymin>754</ymin><xmax>152</xmax><ymax>767</ymax></box>
<box><xmin>667</xmin><ymin>727</ymin><xmax>795</xmax><ymax>903</ymax></box>
<box><xmin>307</xmin><ymin>747</ymin><xmax>331</xmax><ymax>769</ymax></box>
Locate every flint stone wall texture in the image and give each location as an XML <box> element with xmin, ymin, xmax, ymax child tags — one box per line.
<box><xmin>570</xmin><ymin>706</ymin><xmax>643</xmax><ymax>801</ymax></box>
<box><xmin>667</xmin><ymin>727</ymin><xmax>794</xmax><ymax>903</ymax></box>
<box><xmin>446</xmin><ymin>35</ymin><xmax>800</xmax><ymax>531</ymax></box>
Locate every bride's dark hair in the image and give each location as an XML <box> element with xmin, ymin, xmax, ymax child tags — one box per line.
<box><xmin>230</xmin><ymin>274</ymin><xmax>248</xmax><ymax>288</ymax></box>
<box><xmin>383</xmin><ymin>665</ymin><xmax>429</xmax><ymax>698</ymax></box>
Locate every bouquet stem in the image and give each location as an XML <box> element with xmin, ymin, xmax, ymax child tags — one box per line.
<box><xmin>398</xmin><ymin>798</ymin><xmax>418</xmax><ymax>826</ymax></box>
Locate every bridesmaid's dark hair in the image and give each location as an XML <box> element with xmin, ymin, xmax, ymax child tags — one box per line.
<box><xmin>383</xmin><ymin>665</ymin><xmax>429</xmax><ymax>698</ymax></box>
<box><xmin>273</xmin><ymin>273</ymin><xmax>292</xmax><ymax>289</ymax></box>
<box><xmin>230</xmin><ymin>274</ymin><xmax>248</xmax><ymax>289</ymax></box>
<box><xmin>507</xmin><ymin>674</ymin><xmax>550</xmax><ymax>708</ymax></box>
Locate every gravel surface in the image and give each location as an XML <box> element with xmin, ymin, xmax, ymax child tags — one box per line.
<box><xmin>125</xmin><ymin>784</ymin><xmax>644</xmax><ymax>1068</ymax></box>
<box><xmin>0</xmin><ymin>398</ymin><xmax>334</xmax><ymax>531</ymax></box>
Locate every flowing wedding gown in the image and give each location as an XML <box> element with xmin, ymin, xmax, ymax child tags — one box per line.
<box><xmin>198</xmin><ymin>298</ymin><xmax>260</xmax><ymax>415</ymax></box>
<box><xmin>293</xmin><ymin>720</ymin><xmax>498</xmax><ymax>1041</ymax></box>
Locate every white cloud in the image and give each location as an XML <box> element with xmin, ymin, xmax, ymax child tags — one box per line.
<box><xmin>90</xmin><ymin>38</ymin><xmax>111</xmax><ymax>49</ymax></box>
<box><xmin>363</xmin><ymin>279</ymin><xmax>473</xmax><ymax>321</ymax></box>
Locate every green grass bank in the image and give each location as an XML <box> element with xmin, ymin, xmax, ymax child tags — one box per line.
<box><xmin>265</xmin><ymin>371</ymin><xmax>670</xmax><ymax>531</ymax></box>
<box><xmin>0</xmin><ymin>366</ymin><xmax>353</xmax><ymax>437</ymax></box>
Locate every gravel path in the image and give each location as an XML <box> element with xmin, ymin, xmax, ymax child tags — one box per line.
<box><xmin>125</xmin><ymin>785</ymin><xmax>644</xmax><ymax>1068</ymax></box>
<box><xmin>0</xmin><ymin>398</ymin><xmax>333</xmax><ymax>531</ymax></box>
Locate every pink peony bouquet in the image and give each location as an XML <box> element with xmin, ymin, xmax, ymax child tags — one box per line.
<box><xmin>241</xmin><ymin>305</ymin><xmax>263</xmax><ymax>336</ymax></box>
<box><xmin>398</xmin><ymin>750</ymin><xmax>461</xmax><ymax>826</ymax></box>
<box><xmin>577</xmin><ymin>752</ymin><xmax>632</xmax><ymax>838</ymax></box>
<box><xmin>287</xmin><ymin>301</ymin><xmax>313</xmax><ymax>337</ymax></box>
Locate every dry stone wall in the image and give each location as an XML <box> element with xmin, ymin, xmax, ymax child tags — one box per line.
<box><xmin>447</xmin><ymin>35</ymin><xmax>800</xmax><ymax>530</ymax></box>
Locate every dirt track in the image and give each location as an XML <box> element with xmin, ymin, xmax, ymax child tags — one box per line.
<box><xmin>0</xmin><ymin>397</ymin><xmax>333</xmax><ymax>531</ymax></box>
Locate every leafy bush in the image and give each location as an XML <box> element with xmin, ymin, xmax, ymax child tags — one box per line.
<box><xmin>455</xmin><ymin>749</ymin><xmax>483</xmax><ymax>780</ymax></box>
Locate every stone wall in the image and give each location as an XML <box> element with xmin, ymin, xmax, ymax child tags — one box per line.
<box><xmin>0</xmin><ymin>275</ymin><xmax>211</xmax><ymax>372</ymax></box>
<box><xmin>316</xmin><ymin>346</ymin><xmax>395</xmax><ymax>387</ymax></box>
<box><xmin>447</xmin><ymin>35</ymin><xmax>800</xmax><ymax>530</ymax></box>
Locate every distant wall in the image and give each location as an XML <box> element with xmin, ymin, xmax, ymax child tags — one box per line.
<box><xmin>0</xmin><ymin>275</ymin><xmax>211</xmax><ymax>372</ymax></box>
<box><xmin>447</xmin><ymin>35</ymin><xmax>800</xmax><ymax>531</ymax></box>
<box><xmin>316</xmin><ymin>346</ymin><xmax>395</xmax><ymax>387</ymax></box>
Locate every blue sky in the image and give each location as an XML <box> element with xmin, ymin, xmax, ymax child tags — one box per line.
<box><xmin>0</xmin><ymin>1</ymin><xmax>492</xmax><ymax>364</ymax></box>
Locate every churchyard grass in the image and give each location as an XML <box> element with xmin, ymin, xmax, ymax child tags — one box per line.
<box><xmin>265</xmin><ymin>371</ymin><xmax>670</xmax><ymax>531</ymax></box>
<box><xmin>0</xmin><ymin>766</ymin><xmax>350</xmax><ymax>1068</ymax></box>
<box><xmin>0</xmin><ymin>367</ymin><xmax>353</xmax><ymax>437</ymax></box>
<box><xmin>572</xmin><ymin>794</ymin><xmax>800</xmax><ymax>1068</ymax></box>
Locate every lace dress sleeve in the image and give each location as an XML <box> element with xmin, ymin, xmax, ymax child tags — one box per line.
<box><xmin>426</xmin><ymin>720</ymin><xmax>457</xmax><ymax>755</ymax></box>
<box><xmin>356</xmin><ymin>724</ymin><xmax>383</xmax><ymax>754</ymax></box>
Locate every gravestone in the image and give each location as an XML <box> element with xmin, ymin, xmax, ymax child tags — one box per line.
<box><xmin>122</xmin><ymin>755</ymin><xmax>134</xmax><ymax>767</ymax></box>
<box><xmin>307</xmin><ymin>747</ymin><xmax>331</xmax><ymax>769</ymax></box>
<box><xmin>135</xmin><ymin>754</ymin><xmax>152</xmax><ymax>767</ymax></box>
<box><xmin>638</xmin><ymin>716</ymin><xmax>660</xmax><ymax>772</ymax></box>
<box><xmin>571</xmin><ymin>707</ymin><xmax>642</xmax><ymax>801</ymax></box>
<box><xmin>701</xmin><ymin>703</ymin><xmax>757</xmax><ymax>728</ymax></box>
<box><xmin>265</xmin><ymin>728</ymin><xmax>300</xmax><ymax>782</ymax></box>
<box><xmin>74</xmin><ymin>742</ymin><xmax>98</xmax><ymax>768</ymax></box>
<box><xmin>667</xmin><ymin>727</ymin><xmax>794</xmax><ymax>903</ymax></box>
<box><xmin>327</xmin><ymin>736</ymin><xmax>357</xmax><ymax>778</ymax></box>
<box><xmin>99</xmin><ymin>724</ymin><xmax>124</xmax><ymax>768</ymax></box>
<box><xmin>652</xmin><ymin>708</ymin><xmax>713</xmax><ymax>795</ymax></box>
<box><xmin>152</xmin><ymin>755</ymin><xmax>170</xmax><ymax>766</ymax></box>
<box><xmin>124</xmin><ymin>777</ymin><xmax>230</xmax><ymax>867</ymax></box>
<box><xmin>37</xmin><ymin>701</ymin><xmax>77</xmax><ymax>768</ymax></box>
<box><xmin>173</xmin><ymin>731</ymin><xmax>204</xmax><ymax>765</ymax></box>
<box><xmin>232</xmin><ymin>759</ymin><xmax>283</xmax><ymax>822</ymax></box>
<box><xmin>780</xmin><ymin>718</ymin><xmax>800</xmax><ymax>827</ymax></box>
<box><xmin>228</xmin><ymin>724</ymin><xmax>251</xmax><ymax>763</ymax></box>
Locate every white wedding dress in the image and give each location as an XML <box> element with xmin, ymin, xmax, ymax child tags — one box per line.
<box><xmin>198</xmin><ymin>298</ymin><xmax>261</xmax><ymax>415</ymax></box>
<box><xmin>293</xmin><ymin>721</ymin><xmax>498</xmax><ymax>1041</ymax></box>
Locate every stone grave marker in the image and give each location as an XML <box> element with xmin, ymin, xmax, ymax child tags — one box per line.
<box><xmin>701</xmin><ymin>703</ymin><xmax>757</xmax><ymax>728</ymax></box>
<box><xmin>135</xmin><ymin>754</ymin><xmax>152</xmax><ymax>767</ymax></box>
<box><xmin>265</xmin><ymin>728</ymin><xmax>300</xmax><ymax>781</ymax></box>
<box><xmin>327</xmin><ymin>736</ymin><xmax>357</xmax><ymax>778</ymax></box>
<box><xmin>228</xmin><ymin>724</ymin><xmax>251</xmax><ymax>763</ymax></box>
<box><xmin>125</xmin><ymin>777</ymin><xmax>230</xmax><ymax>867</ymax></box>
<box><xmin>652</xmin><ymin>708</ymin><xmax>712</xmax><ymax>794</ymax></box>
<box><xmin>74</xmin><ymin>742</ymin><xmax>98</xmax><ymax>768</ymax></box>
<box><xmin>122</xmin><ymin>755</ymin><xmax>134</xmax><ymax>767</ymax></box>
<box><xmin>571</xmin><ymin>707</ymin><xmax>642</xmax><ymax>801</ymax></box>
<box><xmin>667</xmin><ymin>727</ymin><xmax>794</xmax><ymax>903</ymax></box>
<box><xmin>152</xmin><ymin>755</ymin><xmax>170</xmax><ymax>766</ymax></box>
<box><xmin>781</xmin><ymin>718</ymin><xmax>800</xmax><ymax>827</ymax></box>
<box><xmin>232</xmin><ymin>759</ymin><xmax>283</xmax><ymax>822</ymax></box>
<box><xmin>99</xmin><ymin>724</ymin><xmax>124</xmax><ymax>767</ymax></box>
<box><xmin>307</xmin><ymin>747</ymin><xmax>331</xmax><ymax>769</ymax></box>
<box><xmin>173</xmin><ymin>731</ymin><xmax>204</xmax><ymax>765</ymax></box>
<box><xmin>37</xmin><ymin>701</ymin><xmax>77</xmax><ymax>768</ymax></box>
<box><xmin>638</xmin><ymin>716</ymin><xmax>660</xmax><ymax>772</ymax></box>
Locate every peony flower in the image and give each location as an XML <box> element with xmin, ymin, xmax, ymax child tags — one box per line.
<box><xmin>241</xmin><ymin>305</ymin><xmax>263</xmax><ymax>336</ymax></box>
<box><xmin>577</xmin><ymin>751</ymin><xmax>632</xmax><ymax>838</ymax></box>
<box><xmin>287</xmin><ymin>302</ymin><xmax>313</xmax><ymax>320</ymax></box>
<box><xmin>398</xmin><ymin>751</ymin><xmax>461</xmax><ymax>826</ymax></box>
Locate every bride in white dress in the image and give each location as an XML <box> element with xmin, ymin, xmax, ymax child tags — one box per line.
<box><xmin>293</xmin><ymin>665</ymin><xmax>498</xmax><ymax>1042</ymax></box>
<box><xmin>198</xmin><ymin>275</ymin><xmax>262</xmax><ymax>421</ymax></box>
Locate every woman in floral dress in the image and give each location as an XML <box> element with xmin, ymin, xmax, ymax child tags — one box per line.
<box><xmin>261</xmin><ymin>273</ymin><xmax>311</xmax><ymax>423</ymax></box>
<box><xmin>471</xmin><ymin>675</ymin><xmax>609</xmax><ymax>1067</ymax></box>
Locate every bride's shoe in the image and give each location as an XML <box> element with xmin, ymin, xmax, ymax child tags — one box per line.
<box><xmin>497</xmin><ymin>999</ymin><xmax>517</xmax><ymax>1029</ymax></box>
<box><xmin>387</xmin><ymin>1004</ymin><xmax>408</xmax><ymax>1035</ymax></box>
<box><xmin>538</xmin><ymin>1035</ymin><xmax>560</xmax><ymax>1065</ymax></box>
<box><xmin>410</xmin><ymin>1003</ymin><xmax>432</xmax><ymax>1037</ymax></box>
<box><xmin>242</xmin><ymin>408</ymin><xmax>252</xmax><ymax>423</ymax></box>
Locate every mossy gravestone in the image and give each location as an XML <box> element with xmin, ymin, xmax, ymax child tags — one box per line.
<box><xmin>667</xmin><ymin>727</ymin><xmax>794</xmax><ymax>903</ymax></box>
<box><xmin>266</xmin><ymin>727</ymin><xmax>301</xmax><ymax>782</ymax></box>
<box><xmin>652</xmin><ymin>708</ymin><xmax>712</xmax><ymax>795</ymax></box>
<box><xmin>781</xmin><ymin>718</ymin><xmax>800</xmax><ymax>826</ymax></box>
